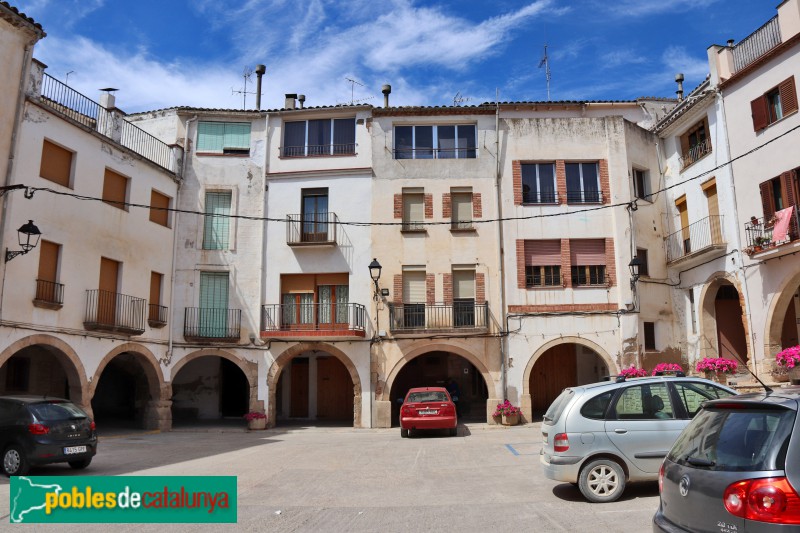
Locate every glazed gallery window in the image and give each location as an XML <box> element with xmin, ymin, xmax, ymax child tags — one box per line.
<box><xmin>197</xmin><ymin>122</ymin><xmax>251</xmax><ymax>155</ymax></box>
<box><xmin>565</xmin><ymin>162</ymin><xmax>600</xmax><ymax>203</ymax></box>
<box><xmin>522</xmin><ymin>163</ymin><xmax>557</xmax><ymax>204</ymax></box>
<box><xmin>282</xmin><ymin>118</ymin><xmax>356</xmax><ymax>157</ymax></box>
<box><xmin>394</xmin><ymin>124</ymin><xmax>476</xmax><ymax>159</ymax></box>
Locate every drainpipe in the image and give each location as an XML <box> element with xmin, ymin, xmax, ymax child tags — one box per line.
<box><xmin>166</xmin><ymin>115</ymin><xmax>197</xmax><ymax>366</ymax></box>
<box><xmin>494</xmin><ymin>91</ymin><xmax>509</xmax><ymax>401</ymax></box>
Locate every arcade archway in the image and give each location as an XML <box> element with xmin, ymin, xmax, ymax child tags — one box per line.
<box><xmin>528</xmin><ymin>342</ymin><xmax>609</xmax><ymax>414</ymax></box>
<box><xmin>170</xmin><ymin>355</ymin><xmax>250</xmax><ymax>425</ymax></box>
<box><xmin>91</xmin><ymin>349</ymin><xmax>162</xmax><ymax>430</ymax></box>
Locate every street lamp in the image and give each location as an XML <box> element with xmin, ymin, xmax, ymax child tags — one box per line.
<box><xmin>6</xmin><ymin>220</ymin><xmax>41</xmax><ymax>262</ymax></box>
<box><xmin>628</xmin><ymin>256</ymin><xmax>643</xmax><ymax>289</ymax></box>
<box><xmin>369</xmin><ymin>258</ymin><xmax>382</xmax><ymax>299</ymax></box>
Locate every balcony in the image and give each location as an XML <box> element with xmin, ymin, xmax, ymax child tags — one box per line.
<box><xmin>523</xmin><ymin>191</ymin><xmax>559</xmax><ymax>205</ymax></box>
<box><xmin>393</xmin><ymin>147</ymin><xmax>477</xmax><ymax>159</ymax></box>
<box><xmin>84</xmin><ymin>289</ymin><xmax>146</xmax><ymax>335</ymax></box>
<box><xmin>744</xmin><ymin>209</ymin><xmax>800</xmax><ymax>258</ymax></box>
<box><xmin>732</xmin><ymin>16</ymin><xmax>781</xmax><ymax>74</ymax></box>
<box><xmin>33</xmin><ymin>279</ymin><xmax>64</xmax><ymax>310</ymax></box>
<box><xmin>666</xmin><ymin>215</ymin><xmax>726</xmax><ymax>264</ymax></box>
<box><xmin>280</xmin><ymin>143</ymin><xmax>356</xmax><ymax>158</ymax></box>
<box><xmin>680</xmin><ymin>139</ymin><xmax>713</xmax><ymax>170</ymax></box>
<box><xmin>261</xmin><ymin>302</ymin><xmax>367</xmax><ymax>339</ymax></box>
<box><xmin>184</xmin><ymin>308</ymin><xmax>241</xmax><ymax>342</ymax></box>
<box><xmin>148</xmin><ymin>304</ymin><xmax>168</xmax><ymax>328</ymax></box>
<box><xmin>388</xmin><ymin>302</ymin><xmax>489</xmax><ymax>332</ymax></box>
<box><xmin>565</xmin><ymin>190</ymin><xmax>603</xmax><ymax>204</ymax></box>
<box><xmin>286</xmin><ymin>213</ymin><xmax>339</xmax><ymax>246</ymax></box>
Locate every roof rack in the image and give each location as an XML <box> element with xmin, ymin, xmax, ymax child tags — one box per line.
<box><xmin>613</xmin><ymin>370</ymin><xmax>686</xmax><ymax>383</ymax></box>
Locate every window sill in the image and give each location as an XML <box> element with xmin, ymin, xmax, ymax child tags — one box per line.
<box><xmin>525</xmin><ymin>285</ymin><xmax>565</xmax><ymax>290</ymax></box>
<box><xmin>450</xmin><ymin>227</ymin><xmax>477</xmax><ymax>234</ymax></box>
<box><xmin>521</xmin><ymin>202</ymin><xmax>559</xmax><ymax>206</ymax></box>
<box><xmin>572</xmin><ymin>284</ymin><xmax>612</xmax><ymax>289</ymax></box>
<box><xmin>757</xmin><ymin>109</ymin><xmax>798</xmax><ymax>133</ymax></box>
<box><xmin>400</xmin><ymin>228</ymin><xmax>427</xmax><ymax>235</ymax></box>
<box><xmin>33</xmin><ymin>299</ymin><xmax>63</xmax><ymax>310</ymax></box>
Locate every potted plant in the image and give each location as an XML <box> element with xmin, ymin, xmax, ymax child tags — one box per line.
<box><xmin>492</xmin><ymin>400</ymin><xmax>521</xmax><ymax>426</ymax></box>
<box><xmin>244</xmin><ymin>411</ymin><xmax>267</xmax><ymax>430</ymax></box>
<box><xmin>753</xmin><ymin>236</ymin><xmax>771</xmax><ymax>251</ymax></box>
<box><xmin>651</xmin><ymin>363</ymin><xmax>683</xmax><ymax>375</ymax></box>
<box><xmin>776</xmin><ymin>345</ymin><xmax>800</xmax><ymax>384</ymax></box>
<box><xmin>618</xmin><ymin>365</ymin><xmax>648</xmax><ymax>379</ymax></box>
<box><xmin>695</xmin><ymin>357</ymin><xmax>738</xmax><ymax>384</ymax></box>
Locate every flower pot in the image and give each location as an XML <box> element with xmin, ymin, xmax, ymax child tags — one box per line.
<box><xmin>247</xmin><ymin>418</ymin><xmax>266</xmax><ymax>430</ymax></box>
<box><xmin>501</xmin><ymin>413</ymin><xmax>519</xmax><ymax>426</ymax></box>
<box><xmin>789</xmin><ymin>366</ymin><xmax>800</xmax><ymax>385</ymax></box>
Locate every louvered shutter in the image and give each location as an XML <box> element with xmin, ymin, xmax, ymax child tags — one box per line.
<box><xmin>404</xmin><ymin>194</ymin><xmax>424</xmax><ymax>225</ymax></box>
<box><xmin>223</xmin><ymin>123</ymin><xmax>250</xmax><ymax>149</ymax></box>
<box><xmin>781</xmin><ymin>171</ymin><xmax>797</xmax><ymax>208</ymax></box>
<box><xmin>197</xmin><ymin>122</ymin><xmax>225</xmax><ymax>152</ymax></box>
<box><xmin>524</xmin><ymin>240</ymin><xmax>561</xmax><ymax>266</ymax></box>
<box><xmin>780</xmin><ymin>76</ymin><xmax>798</xmax><ymax>116</ymax></box>
<box><xmin>403</xmin><ymin>271</ymin><xmax>426</xmax><ymax>303</ymax></box>
<box><xmin>760</xmin><ymin>180</ymin><xmax>776</xmax><ymax>219</ymax></box>
<box><xmin>453</xmin><ymin>270</ymin><xmax>475</xmax><ymax>299</ymax></box>
<box><xmin>751</xmin><ymin>96</ymin><xmax>769</xmax><ymax>131</ymax></box>
<box><xmin>570</xmin><ymin>239</ymin><xmax>605</xmax><ymax>265</ymax></box>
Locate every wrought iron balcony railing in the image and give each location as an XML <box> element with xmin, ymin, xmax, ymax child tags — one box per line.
<box><xmin>261</xmin><ymin>302</ymin><xmax>366</xmax><ymax>335</ymax></box>
<box><xmin>680</xmin><ymin>139</ymin><xmax>713</xmax><ymax>169</ymax></box>
<box><xmin>744</xmin><ymin>210</ymin><xmax>800</xmax><ymax>254</ymax></box>
<box><xmin>286</xmin><ymin>212</ymin><xmax>339</xmax><ymax>245</ymax></box>
<box><xmin>84</xmin><ymin>289</ymin><xmax>146</xmax><ymax>335</ymax></box>
<box><xmin>665</xmin><ymin>215</ymin><xmax>725</xmax><ymax>263</ymax></box>
<box><xmin>393</xmin><ymin>147</ymin><xmax>477</xmax><ymax>159</ymax></box>
<box><xmin>565</xmin><ymin>190</ymin><xmax>603</xmax><ymax>204</ymax></box>
<box><xmin>184</xmin><ymin>307</ymin><xmax>241</xmax><ymax>341</ymax></box>
<box><xmin>34</xmin><ymin>279</ymin><xmax>64</xmax><ymax>307</ymax></box>
<box><xmin>523</xmin><ymin>191</ymin><xmax>559</xmax><ymax>205</ymax></box>
<box><xmin>388</xmin><ymin>302</ymin><xmax>489</xmax><ymax>331</ymax></box>
<box><xmin>280</xmin><ymin>143</ymin><xmax>356</xmax><ymax>157</ymax></box>
<box><xmin>148</xmin><ymin>304</ymin><xmax>168</xmax><ymax>327</ymax></box>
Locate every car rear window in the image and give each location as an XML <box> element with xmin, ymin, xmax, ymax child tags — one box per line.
<box><xmin>407</xmin><ymin>391</ymin><xmax>448</xmax><ymax>403</ymax></box>
<box><xmin>580</xmin><ymin>391</ymin><xmax>614</xmax><ymax>420</ymax></box>
<box><xmin>543</xmin><ymin>389</ymin><xmax>574</xmax><ymax>425</ymax></box>
<box><xmin>668</xmin><ymin>407</ymin><xmax>795</xmax><ymax>472</ymax></box>
<box><xmin>28</xmin><ymin>401</ymin><xmax>87</xmax><ymax>421</ymax></box>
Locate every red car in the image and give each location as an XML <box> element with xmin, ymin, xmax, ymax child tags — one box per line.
<box><xmin>399</xmin><ymin>387</ymin><xmax>457</xmax><ymax>438</ymax></box>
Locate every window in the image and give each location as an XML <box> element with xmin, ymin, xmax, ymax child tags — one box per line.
<box><xmin>451</xmin><ymin>190</ymin><xmax>473</xmax><ymax>230</ymax></box>
<box><xmin>197</xmin><ymin>122</ymin><xmax>251</xmax><ymax>155</ymax></box>
<box><xmin>751</xmin><ymin>76</ymin><xmax>798</xmax><ymax>131</ymax></box>
<box><xmin>149</xmin><ymin>271</ymin><xmax>164</xmax><ymax>323</ymax></box>
<box><xmin>679</xmin><ymin>118</ymin><xmax>712</xmax><ymax>168</ymax></box>
<box><xmin>613</xmin><ymin>383</ymin><xmax>674</xmax><ymax>420</ymax></box>
<box><xmin>524</xmin><ymin>240</ymin><xmax>561</xmax><ymax>288</ymax></box>
<box><xmin>673</xmin><ymin>381</ymin><xmax>733</xmax><ymax>418</ymax></box>
<box><xmin>36</xmin><ymin>240</ymin><xmax>61</xmax><ymax>304</ymax></box>
<box><xmin>676</xmin><ymin>195</ymin><xmax>690</xmax><ymax>253</ymax></box>
<box><xmin>565</xmin><ymin>162</ymin><xmax>600</xmax><ymax>203</ymax></box>
<box><xmin>569</xmin><ymin>239</ymin><xmax>607</xmax><ymax>286</ymax></box>
<box><xmin>199</xmin><ymin>271</ymin><xmax>230</xmax><ymax>337</ymax></box>
<box><xmin>580</xmin><ymin>391</ymin><xmax>614</xmax><ymax>420</ymax></box>
<box><xmin>318</xmin><ymin>285</ymin><xmax>349</xmax><ymax>325</ymax></box>
<box><xmin>402</xmin><ymin>190</ymin><xmax>425</xmax><ymax>231</ymax></box>
<box><xmin>98</xmin><ymin>257</ymin><xmax>120</xmax><ymax>326</ymax></box>
<box><xmin>522</xmin><ymin>163</ymin><xmax>557</xmax><ymax>204</ymax></box>
<box><xmin>301</xmin><ymin>188</ymin><xmax>329</xmax><ymax>242</ymax></box>
<box><xmin>402</xmin><ymin>268</ymin><xmax>426</xmax><ymax>328</ymax></box>
<box><xmin>102</xmin><ymin>169</ymin><xmax>128</xmax><ymax>210</ymax></box>
<box><xmin>282</xmin><ymin>118</ymin><xmax>355</xmax><ymax>157</ymax></box>
<box><xmin>633</xmin><ymin>168</ymin><xmax>650</xmax><ymax>200</ymax></box>
<box><xmin>644</xmin><ymin>322</ymin><xmax>656</xmax><ymax>351</ymax></box>
<box><xmin>203</xmin><ymin>191</ymin><xmax>232</xmax><ymax>250</ymax></box>
<box><xmin>39</xmin><ymin>139</ymin><xmax>73</xmax><ymax>187</ymax></box>
<box><xmin>452</xmin><ymin>268</ymin><xmax>475</xmax><ymax>327</ymax></box>
<box><xmin>636</xmin><ymin>248</ymin><xmax>649</xmax><ymax>277</ymax></box>
<box><xmin>149</xmin><ymin>189</ymin><xmax>171</xmax><ymax>227</ymax></box>
<box><xmin>394</xmin><ymin>124</ymin><xmax>476</xmax><ymax>159</ymax></box>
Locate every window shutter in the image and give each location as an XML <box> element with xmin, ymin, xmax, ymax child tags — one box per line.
<box><xmin>524</xmin><ymin>240</ymin><xmax>561</xmax><ymax>266</ymax></box>
<box><xmin>223</xmin><ymin>123</ymin><xmax>250</xmax><ymax>149</ymax></box>
<box><xmin>569</xmin><ymin>239</ymin><xmax>605</xmax><ymax>265</ymax></box>
<box><xmin>150</xmin><ymin>272</ymin><xmax>162</xmax><ymax>305</ymax></box>
<box><xmin>780</xmin><ymin>76</ymin><xmax>798</xmax><ymax>116</ymax></box>
<box><xmin>751</xmin><ymin>96</ymin><xmax>769</xmax><ymax>131</ymax></box>
<box><xmin>452</xmin><ymin>270</ymin><xmax>475</xmax><ymax>299</ymax></box>
<box><xmin>404</xmin><ymin>194</ymin><xmax>424</xmax><ymax>223</ymax></box>
<box><xmin>403</xmin><ymin>271</ymin><xmax>426</xmax><ymax>303</ymax></box>
<box><xmin>37</xmin><ymin>240</ymin><xmax>59</xmax><ymax>282</ymax></box>
<box><xmin>452</xmin><ymin>193</ymin><xmax>472</xmax><ymax>223</ymax></box>
<box><xmin>197</xmin><ymin>122</ymin><xmax>225</xmax><ymax>152</ymax></box>
<box><xmin>203</xmin><ymin>191</ymin><xmax>232</xmax><ymax>249</ymax></box>
<box><xmin>103</xmin><ymin>169</ymin><xmax>127</xmax><ymax>209</ymax></box>
<box><xmin>149</xmin><ymin>190</ymin><xmax>170</xmax><ymax>226</ymax></box>
<box><xmin>781</xmin><ymin>171</ymin><xmax>797</xmax><ymax>208</ymax></box>
<box><xmin>40</xmin><ymin>140</ymin><xmax>72</xmax><ymax>187</ymax></box>
<box><xmin>759</xmin><ymin>180</ymin><xmax>776</xmax><ymax>219</ymax></box>
<box><xmin>200</xmin><ymin>272</ymin><xmax>229</xmax><ymax>310</ymax></box>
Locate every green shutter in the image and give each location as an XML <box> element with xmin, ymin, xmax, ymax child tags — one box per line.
<box><xmin>197</xmin><ymin>122</ymin><xmax>225</xmax><ymax>153</ymax></box>
<box><xmin>203</xmin><ymin>191</ymin><xmax>232</xmax><ymax>249</ymax></box>
<box><xmin>199</xmin><ymin>272</ymin><xmax>229</xmax><ymax>337</ymax></box>
<box><xmin>223</xmin><ymin>123</ymin><xmax>251</xmax><ymax>149</ymax></box>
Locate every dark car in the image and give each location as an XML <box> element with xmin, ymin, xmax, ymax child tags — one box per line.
<box><xmin>654</xmin><ymin>386</ymin><xmax>800</xmax><ymax>531</ymax></box>
<box><xmin>1</xmin><ymin>396</ymin><xmax>97</xmax><ymax>476</ymax></box>
<box><xmin>399</xmin><ymin>387</ymin><xmax>458</xmax><ymax>437</ymax></box>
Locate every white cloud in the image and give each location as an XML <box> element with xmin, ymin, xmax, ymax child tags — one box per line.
<box><xmin>661</xmin><ymin>45</ymin><xmax>709</xmax><ymax>80</ymax></box>
<box><xmin>15</xmin><ymin>0</ymin><xmax>104</xmax><ymax>28</ymax></box>
<box><xmin>606</xmin><ymin>0</ymin><xmax>719</xmax><ymax>17</ymax></box>
<box><xmin>600</xmin><ymin>49</ymin><xmax>647</xmax><ymax>68</ymax></box>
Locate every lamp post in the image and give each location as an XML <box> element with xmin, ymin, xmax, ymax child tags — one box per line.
<box><xmin>628</xmin><ymin>256</ymin><xmax>643</xmax><ymax>290</ymax></box>
<box><xmin>6</xmin><ymin>220</ymin><xmax>41</xmax><ymax>262</ymax></box>
<box><xmin>368</xmin><ymin>258</ymin><xmax>382</xmax><ymax>301</ymax></box>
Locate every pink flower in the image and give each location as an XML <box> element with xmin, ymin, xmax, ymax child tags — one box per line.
<box><xmin>695</xmin><ymin>357</ymin><xmax>738</xmax><ymax>374</ymax></box>
<box><xmin>493</xmin><ymin>400</ymin><xmax>521</xmax><ymax>417</ymax></box>
<box><xmin>619</xmin><ymin>365</ymin><xmax>648</xmax><ymax>378</ymax></box>
<box><xmin>776</xmin><ymin>345</ymin><xmax>800</xmax><ymax>369</ymax></box>
<box><xmin>651</xmin><ymin>363</ymin><xmax>683</xmax><ymax>375</ymax></box>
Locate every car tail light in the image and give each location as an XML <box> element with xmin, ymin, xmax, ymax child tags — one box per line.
<box><xmin>724</xmin><ymin>477</ymin><xmax>800</xmax><ymax>524</ymax></box>
<box><xmin>659</xmin><ymin>462</ymin><xmax>665</xmax><ymax>494</ymax></box>
<box><xmin>28</xmin><ymin>423</ymin><xmax>50</xmax><ymax>435</ymax></box>
<box><xmin>90</xmin><ymin>421</ymin><xmax>96</xmax><ymax>431</ymax></box>
<box><xmin>553</xmin><ymin>433</ymin><xmax>569</xmax><ymax>452</ymax></box>
<box><xmin>402</xmin><ymin>406</ymin><xmax>414</xmax><ymax>416</ymax></box>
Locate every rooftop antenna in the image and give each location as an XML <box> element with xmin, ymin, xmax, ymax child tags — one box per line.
<box><xmin>345</xmin><ymin>77</ymin><xmax>365</xmax><ymax>105</ymax></box>
<box><xmin>453</xmin><ymin>91</ymin><xmax>471</xmax><ymax>107</ymax></box>
<box><xmin>538</xmin><ymin>44</ymin><xmax>551</xmax><ymax>101</ymax></box>
<box><xmin>232</xmin><ymin>67</ymin><xmax>256</xmax><ymax>109</ymax></box>
<box><xmin>65</xmin><ymin>70</ymin><xmax>75</xmax><ymax>86</ymax></box>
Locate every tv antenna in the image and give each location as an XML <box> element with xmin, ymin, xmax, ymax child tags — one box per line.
<box><xmin>453</xmin><ymin>91</ymin><xmax>471</xmax><ymax>107</ymax></box>
<box><xmin>345</xmin><ymin>77</ymin><xmax>365</xmax><ymax>105</ymax></box>
<box><xmin>538</xmin><ymin>44</ymin><xmax>552</xmax><ymax>101</ymax></box>
<box><xmin>232</xmin><ymin>67</ymin><xmax>256</xmax><ymax>109</ymax></box>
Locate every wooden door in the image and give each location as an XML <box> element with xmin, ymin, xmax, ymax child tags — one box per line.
<box><xmin>98</xmin><ymin>257</ymin><xmax>119</xmax><ymax>325</ymax></box>
<box><xmin>316</xmin><ymin>357</ymin><xmax>353</xmax><ymax>421</ymax></box>
<box><xmin>290</xmin><ymin>358</ymin><xmax>309</xmax><ymax>417</ymax></box>
<box><xmin>531</xmin><ymin>344</ymin><xmax>577</xmax><ymax>412</ymax></box>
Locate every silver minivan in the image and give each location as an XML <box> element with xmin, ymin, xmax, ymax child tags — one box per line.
<box><xmin>540</xmin><ymin>375</ymin><xmax>735</xmax><ymax>502</ymax></box>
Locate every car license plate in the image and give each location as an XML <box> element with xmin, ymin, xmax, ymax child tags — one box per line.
<box><xmin>63</xmin><ymin>446</ymin><xmax>87</xmax><ymax>455</ymax></box>
<box><xmin>418</xmin><ymin>409</ymin><xmax>438</xmax><ymax>415</ymax></box>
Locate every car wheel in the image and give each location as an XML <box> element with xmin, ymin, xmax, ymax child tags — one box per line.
<box><xmin>68</xmin><ymin>458</ymin><xmax>92</xmax><ymax>470</ymax></box>
<box><xmin>2</xmin><ymin>445</ymin><xmax>29</xmax><ymax>477</ymax></box>
<box><xmin>449</xmin><ymin>427</ymin><xmax>457</xmax><ymax>437</ymax></box>
<box><xmin>578</xmin><ymin>459</ymin><xmax>626</xmax><ymax>503</ymax></box>
<box><xmin>400</xmin><ymin>428</ymin><xmax>409</xmax><ymax>438</ymax></box>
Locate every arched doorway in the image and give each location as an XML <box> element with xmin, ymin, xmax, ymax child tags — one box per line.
<box><xmin>388</xmin><ymin>351</ymin><xmax>489</xmax><ymax>425</ymax></box>
<box><xmin>529</xmin><ymin>343</ymin><xmax>608</xmax><ymax>413</ymax></box>
<box><xmin>91</xmin><ymin>351</ymin><xmax>161</xmax><ymax>430</ymax></box>
<box><xmin>713</xmin><ymin>283</ymin><xmax>748</xmax><ymax>363</ymax></box>
<box><xmin>275</xmin><ymin>349</ymin><xmax>354</xmax><ymax>425</ymax></box>
<box><xmin>170</xmin><ymin>356</ymin><xmax>249</xmax><ymax>426</ymax></box>
<box><xmin>777</xmin><ymin>286</ymin><xmax>800</xmax><ymax>350</ymax></box>
<box><xmin>0</xmin><ymin>344</ymin><xmax>82</xmax><ymax>402</ymax></box>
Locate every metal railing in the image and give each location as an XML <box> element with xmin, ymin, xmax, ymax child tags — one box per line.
<box><xmin>184</xmin><ymin>307</ymin><xmax>241</xmax><ymax>341</ymax></box>
<box><xmin>261</xmin><ymin>302</ymin><xmax>366</xmax><ymax>333</ymax></box>
<box><xmin>565</xmin><ymin>190</ymin><xmax>603</xmax><ymax>204</ymax></box>
<box><xmin>680</xmin><ymin>138</ymin><xmax>713</xmax><ymax>169</ymax></box>
<box><xmin>523</xmin><ymin>191</ymin><xmax>559</xmax><ymax>204</ymax></box>
<box><xmin>744</xmin><ymin>210</ymin><xmax>800</xmax><ymax>252</ymax></box>
<box><xmin>34</xmin><ymin>279</ymin><xmax>64</xmax><ymax>305</ymax></box>
<box><xmin>401</xmin><ymin>221</ymin><xmax>426</xmax><ymax>231</ymax></box>
<box><xmin>148</xmin><ymin>304</ymin><xmax>168</xmax><ymax>325</ymax></box>
<box><xmin>665</xmin><ymin>215</ymin><xmax>725</xmax><ymax>262</ymax></box>
<box><xmin>84</xmin><ymin>289</ymin><xmax>146</xmax><ymax>334</ymax></box>
<box><xmin>286</xmin><ymin>212</ymin><xmax>339</xmax><ymax>244</ymax></box>
<box><xmin>280</xmin><ymin>143</ymin><xmax>356</xmax><ymax>157</ymax></box>
<box><xmin>732</xmin><ymin>16</ymin><xmax>781</xmax><ymax>73</ymax></box>
<box><xmin>393</xmin><ymin>147</ymin><xmax>477</xmax><ymax>159</ymax></box>
<box><xmin>451</xmin><ymin>219</ymin><xmax>474</xmax><ymax>230</ymax></box>
<box><xmin>388</xmin><ymin>302</ymin><xmax>489</xmax><ymax>331</ymax></box>
<box><xmin>39</xmin><ymin>74</ymin><xmax>175</xmax><ymax>172</ymax></box>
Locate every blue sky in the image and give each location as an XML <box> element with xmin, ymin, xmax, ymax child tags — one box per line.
<box><xmin>15</xmin><ymin>0</ymin><xmax>778</xmax><ymax>113</ymax></box>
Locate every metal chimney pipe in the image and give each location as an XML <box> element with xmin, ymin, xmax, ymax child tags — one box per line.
<box><xmin>727</xmin><ymin>39</ymin><xmax>735</xmax><ymax>47</ymax></box>
<box><xmin>382</xmin><ymin>84</ymin><xmax>391</xmax><ymax>108</ymax></box>
<box><xmin>298</xmin><ymin>94</ymin><xmax>305</xmax><ymax>109</ymax></box>
<box><xmin>255</xmin><ymin>64</ymin><xmax>266</xmax><ymax>110</ymax></box>
<box><xmin>675</xmin><ymin>73</ymin><xmax>685</xmax><ymax>102</ymax></box>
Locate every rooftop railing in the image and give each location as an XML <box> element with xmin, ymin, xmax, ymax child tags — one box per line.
<box><xmin>732</xmin><ymin>16</ymin><xmax>781</xmax><ymax>73</ymax></box>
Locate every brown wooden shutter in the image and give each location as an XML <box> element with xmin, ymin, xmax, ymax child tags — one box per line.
<box><xmin>781</xmin><ymin>171</ymin><xmax>797</xmax><ymax>208</ymax></box>
<box><xmin>37</xmin><ymin>240</ymin><xmax>59</xmax><ymax>282</ymax></box>
<box><xmin>679</xmin><ymin>133</ymin><xmax>690</xmax><ymax>159</ymax></box>
<box><xmin>149</xmin><ymin>190</ymin><xmax>170</xmax><ymax>226</ymax></box>
<box><xmin>40</xmin><ymin>140</ymin><xmax>72</xmax><ymax>187</ymax></box>
<box><xmin>524</xmin><ymin>240</ymin><xmax>561</xmax><ymax>265</ymax></box>
<box><xmin>512</xmin><ymin>161</ymin><xmax>522</xmax><ymax>205</ymax></box>
<box><xmin>103</xmin><ymin>169</ymin><xmax>127</xmax><ymax>209</ymax></box>
<box><xmin>751</xmin><ymin>96</ymin><xmax>769</xmax><ymax>131</ymax></box>
<box><xmin>150</xmin><ymin>272</ymin><xmax>162</xmax><ymax>305</ymax></box>
<box><xmin>760</xmin><ymin>180</ymin><xmax>776</xmax><ymax>219</ymax></box>
<box><xmin>570</xmin><ymin>239</ymin><xmax>605</xmax><ymax>265</ymax></box>
<box><xmin>780</xmin><ymin>76</ymin><xmax>798</xmax><ymax>116</ymax></box>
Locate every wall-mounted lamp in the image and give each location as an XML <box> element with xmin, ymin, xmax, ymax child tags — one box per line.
<box><xmin>368</xmin><ymin>258</ymin><xmax>382</xmax><ymax>299</ymax></box>
<box><xmin>6</xmin><ymin>220</ymin><xmax>41</xmax><ymax>262</ymax></box>
<box><xmin>628</xmin><ymin>256</ymin><xmax>643</xmax><ymax>289</ymax></box>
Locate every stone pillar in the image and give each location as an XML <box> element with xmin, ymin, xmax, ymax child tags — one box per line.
<box><xmin>375</xmin><ymin>400</ymin><xmax>392</xmax><ymax>428</ymax></box>
<box><xmin>520</xmin><ymin>393</ymin><xmax>532</xmax><ymax>425</ymax></box>
<box><xmin>143</xmin><ymin>399</ymin><xmax>173</xmax><ymax>431</ymax></box>
<box><xmin>487</xmin><ymin>398</ymin><xmax>503</xmax><ymax>425</ymax></box>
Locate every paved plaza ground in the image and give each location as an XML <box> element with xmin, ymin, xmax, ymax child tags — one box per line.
<box><xmin>0</xmin><ymin>422</ymin><xmax>659</xmax><ymax>532</ymax></box>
